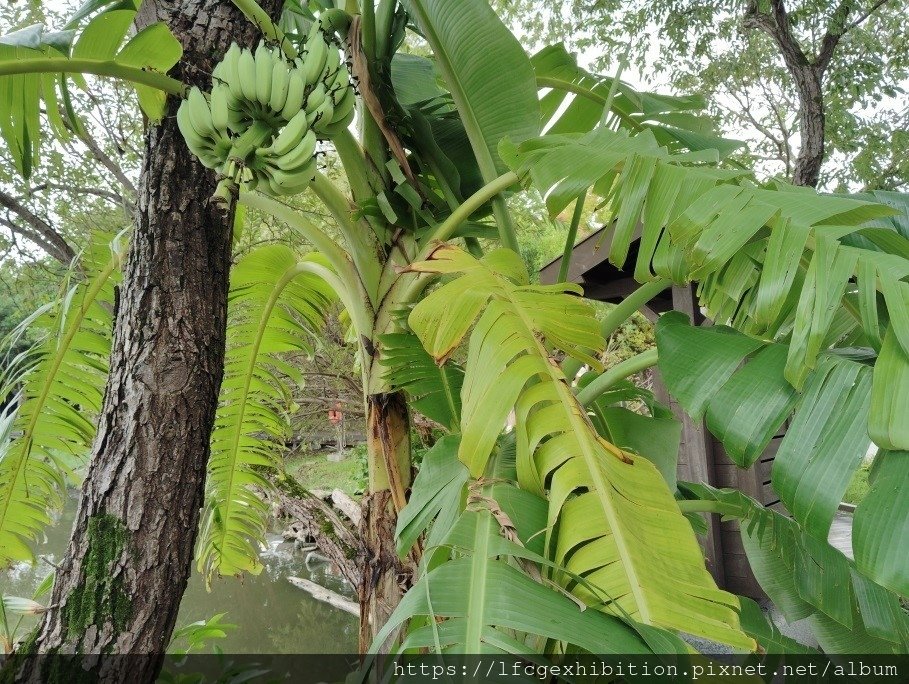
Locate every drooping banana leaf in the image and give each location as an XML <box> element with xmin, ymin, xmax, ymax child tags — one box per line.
<box><xmin>376</xmin><ymin>459</ymin><xmax>689</xmax><ymax>657</ymax></box>
<box><xmin>197</xmin><ymin>246</ymin><xmax>334</xmax><ymax>583</ymax></box>
<box><xmin>852</xmin><ymin>451</ymin><xmax>909</xmax><ymax>597</ymax></box>
<box><xmin>681</xmin><ymin>483</ymin><xmax>909</xmax><ymax>652</ymax></box>
<box><xmin>657</xmin><ymin>313</ymin><xmax>873</xmax><ymax>541</ymax></box>
<box><xmin>501</xmin><ymin>129</ymin><xmax>909</xmax><ymax>431</ymax></box>
<box><xmin>532</xmin><ymin>43</ymin><xmax>742</xmax><ymax>158</ymax></box>
<box><xmin>406</xmin><ymin>244</ymin><xmax>753</xmax><ymax>649</ymax></box>
<box><xmin>401</xmin><ymin>0</ymin><xmax>540</xmax><ymax>181</ymax></box>
<box><xmin>0</xmin><ymin>235</ymin><xmax>123</xmax><ymax>567</ymax></box>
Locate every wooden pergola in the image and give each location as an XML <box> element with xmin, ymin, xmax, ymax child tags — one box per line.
<box><xmin>540</xmin><ymin>228</ymin><xmax>785</xmax><ymax>599</ymax></box>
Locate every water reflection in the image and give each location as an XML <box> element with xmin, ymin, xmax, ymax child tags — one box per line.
<box><xmin>0</xmin><ymin>493</ymin><xmax>357</xmax><ymax>653</ymax></box>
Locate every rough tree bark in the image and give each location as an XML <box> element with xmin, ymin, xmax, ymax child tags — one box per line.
<box><xmin>8</xmin><ymin>1</ymin><xmax>281</xmax><ymax>682</ymax></box>
<box><xmin>744</xmin><ymin>0</ymin><xmax>859</xmax><ymax>187</ymax></box>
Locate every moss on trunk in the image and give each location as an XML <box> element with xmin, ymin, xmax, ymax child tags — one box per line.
<box><xmin>61</xmin><ymin>514</ymin><xmax>132</xmax><ymax>644</ymax></box>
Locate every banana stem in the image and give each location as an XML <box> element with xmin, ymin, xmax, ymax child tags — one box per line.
<box><xmin>575</xmin><ymin>348</ymin><xmax>658</xmax><ymax>407</ymax></box>
<box><xmin>676</xmin><ymin>500</ymin><xmax>737</xmax><ymax>516</ymax></box>
<box><xmin>600</xmin><ymin>278</ymin><xmax>671</xmax><ymax>341</ymax></box>
<box><xmin>557</xmin><ymin>192</ymin><xmax>586</xmax><ymax>283</ymax></box>
<box><xmin>375</xmin><ymin>0</ymin><xmax>397</xmax><ymax>60</ymax></box>
<box><xmin>230</xmin><ymin>0</ymin><xmax>298</xmax><ymax>59</ymax></box>
<box><xmin>420</xmin><ymin>171</ymin><xmax>520</xmax><ymax>252</ymax></box>
<box><xmin>228</xmin><ymin>120</ymin><xmax>274</xmax><ymax>163</ymax></box>
<box><xmin>332</xmin><ymin>130</ymin><xmax>373</xmax><ymax>201</ymax></box>
<box><xmin>238</xmin><ymin>190</ymin><xmax>362</xmax><ymax>310</ymax></box>
<box><xmin>562</xmin><ymin>278</ymin><xmax>670</xmax><ymax>380</ymax></box>
<box><xmin>0</xmin><ymin>59</ymin><xmax>185</xmax><ymax>96</ymax></box>
<box><xmin>310</xmin><ymin>171</ymin><xmax>383</xmax><ymax>300</ymax></box>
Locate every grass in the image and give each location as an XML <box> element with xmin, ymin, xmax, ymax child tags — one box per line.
<box><xmin>843</xmin><ymin>460</ymin><xmax>872</xmax><ymax>505</ymax></box>
<box><xmin>284</xmin><ymin>446</ymin><xmax>365</xmax><ymax>499</ymax></box>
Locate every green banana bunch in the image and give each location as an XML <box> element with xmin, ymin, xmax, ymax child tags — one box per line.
<box><xmin>294</xmin><ymin>21</ymin><xmax>356</xmax><ymax>138</ymax></box>
<box><xmin>176</xmin><ymin>18</ymin><xmax>358</xmax><ymax>203</ymax></box>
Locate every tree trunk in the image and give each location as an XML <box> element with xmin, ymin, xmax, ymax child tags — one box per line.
<box><xmin>358</xmin><ymin>392</ymin><xmax>414</xmax><ymax>652</ymax></box>
<box><xmin>790</xmin><ymin>66</ymin><xmax>825</xmax><ymax>188</ymax></box>
<box><xmin>8</xmin><ymin>1</ymin><xmax>281</xmax><ymax>682</ymax></box>
<box><xmin>743</xmin><ymin>0</ymin><xmax>830</xmax><ymax>188</ymax></box>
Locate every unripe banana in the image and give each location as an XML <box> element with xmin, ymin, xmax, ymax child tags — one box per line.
<box><xmin>227</xmin><ymin>105</ymin><xmax>250</xmax><ymax>133</ymax></box>
<box><xmin>268</xmin><ymin>109</ymin><xmax>311</xmax><ymax>157</ymax></box>
<box><xmin>280</xmin><ymin>70</ymin><xmax>306</xmax><ymax>121</ymax></box>
<box><xmin>327</xmin><ymin>65</ymin><xmax>350</xmax><ymax>95</ymax></box>
<box><xmin>209</xmin><ymin>85</ymin><xmax>230</xmax><ymax>133</ymax></box>
<box><xmin>213</xmin><ymin>131</ymin><xmax>233</xmax><ymax>159</ymax></box>
<box><xmin>264</xmin><ymin>174</ymin><xmax>286</xmax><ymax>197</ymax></box>
<box><xmin>272</xmin><ymin>157</ymin><xmax>316</xmax><ymax>189</ymax></box>
<box><xmin>304</xmin><ymin>84</ymin><xmax>327</xmax><ymax>114</ymax></box>
<box><xmin>221</xmin><ymin>44</ymin><xmax>245</xmax><ymax>103</ymax></box>
<box><xmin>268</xmin><ymin>156</ymin><xmax>317</xmax><ymax>195</ymax></box>
<box><xmin>273</xmin><ymin>129</ymin><xmax>317</xmax><ymax>171</ymax></box>
<box><xmin>238</xmin><ymin>48</ymin><xmax>258</xmax><ymax>103</ymax></box>
<box><xmin>321</xmin><ymin>45</ymin><xmax>341</xmax><ymax>83</ymax></box>
<box><xmin>301</xmin><ymin>34</ymin><xmax>328</xmax><ymax>85</ymax></box>
<box><xmin>186</xmin><ymin>87</ymin><xmax>217</xmax><ymax>139</ymax></box>
<box><xmin>329</xmin><ymin>87</ymin><xmax>356</xmax><ymax>124</ymax></box>
<box><xmin>177</xmin><ymin>103</ymin><xmax>210</xmax><ymax>157</ymax></box>
<box><xmin>307</xmin><ymin>97</ymin><xmax>334</xmax><ymax>132</ymax></box>
<box><xmin>269</xmin><ymin>58</ymin><xmax>290</xmax><ymax>114</ymax></box>
<box><xmin>320</xmin><ymin>107</ymin><xmax>355</xmax><ymax>137</ymax></box>
<box><xmin>255</xmin><ymin>43</ymin><xmax>273</xmax><ymax>106</ymax></box>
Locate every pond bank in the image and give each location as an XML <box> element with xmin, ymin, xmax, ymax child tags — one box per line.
<box><xmin>0</xmin><ymin>492</ymin><xmax>357</xmax><ymax>654</ymax></box>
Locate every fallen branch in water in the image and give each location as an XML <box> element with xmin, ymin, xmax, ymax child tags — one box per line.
<box><xmin>287</xmin><ymin>576</ymin><xmax>358</xmax><ymax>616</ymax></box>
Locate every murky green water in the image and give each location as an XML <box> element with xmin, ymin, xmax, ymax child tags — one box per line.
<box><xmin>0</xmin><ymin>493</ymin><xmax>357</xmax><ymax>653</ymax></box>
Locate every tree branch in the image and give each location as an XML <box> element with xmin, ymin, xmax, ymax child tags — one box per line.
<box><xmin>31</xmin><ymin>182</ymin><xmax>128</xmax><ymax>208</ymax></box>
<box><xmin>74</xmin><ymin>127</ymin><xmax>137</xmax><ymax>196</ymax></box>
<box><xmin>744</xmin><ymin>0</ymin><xmax>811</xmax><ymax>73</ymax></box>
<box><xmin>0</xmin><ymin>217</ymin><xmax>62</xmax><ymax>262</ymax></box>
<box><xmin>0</xmin><ymin>190</ymin><xmax>76</xmax><ymax>265</ymax></box>
<box><xmin>846</xmin><ymin>0</ymin><xmax>892</xmax><ymax>32</ymax></box>
<box><xmin>815</xmin><ymin>0</ymin><xmax>855</xmax><ymax>74</ymax></box>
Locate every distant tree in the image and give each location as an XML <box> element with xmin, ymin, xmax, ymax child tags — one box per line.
<box><xmin>494</xmin><ymin>0</ymin><xmax>909</xmax><ymax>189</ymax></box>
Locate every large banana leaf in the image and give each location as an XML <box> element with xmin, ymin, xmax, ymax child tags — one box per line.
<box><xmin>657</xmin><ymin>314</ymin><xmax>873</xmax><ymax>541</ymax></box>
<box><xmin>682</xmin><ymin>483</ymin><xmax>909</xmax><ymax>652</ymax></box>
<box><xmin>376</xmin><ymin>514</ymin><xmax>669</xmax><ymax>655</ymax></box>
<box><xmin>504</xmin><ymin>128</ymin><xmax>909</xmax><ymax>451</ymax></box>
<box><xmin>852</xmin><ymin>451</ymin><xmax>909</xmax><ymax>597</ymax></box>
<box><xmin>394</xmin><ymin>435</ymin><xmax>468</xmax><ymax>557</ymax></box>
<box><xmin>375</xmin><ymin>442</ymin><xmax>687</xmax><ymax>656</ymax></box>
<box><xmin>197</xmin><ymin>246</ymin><xmax>334</xmax><ymax>582</ymax></box>
<box><xmin>406</xmin><ymin>244</ymin><xmax>752</xmax><ymax>649</ymax></box>
<box><xmin>0</xmin><ymin>236</ymin><xmax>122</xmax><ymax>567</ymax></box>
<box><xmin>578</xmin><ymin>374</ymin><xmax>682</xmax><ymax>491</ymax></box>
<box><xmin>402</xmin><ymin>0</ymin><xmax>539</xmax><ymax>182</ymax></box>
<box><xmin>771</xmin><ymin>354</ymin><xmax>871</xmax><ymax>539</ymax></box>
<box><xmin>0</xmin><ymin>4</ymin><xmax>182</xmax><ymax>177</ymax></box>
<box><xmin>870</xmin><ymin>327</ymin><xmax>909</xmax><ymax>450</ymax></box>
<box><xmin>532</xmin><ymin>43</ymin><xmax>742</xmax><ymax>158</ymax></box>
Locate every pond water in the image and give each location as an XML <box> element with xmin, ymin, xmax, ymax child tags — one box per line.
<box><xmin>0</xmin><ymin>493</ymin><xmax>358</xmax><ymax>654</ymax></box>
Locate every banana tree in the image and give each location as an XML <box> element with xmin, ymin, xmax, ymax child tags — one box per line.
<box><xmin>0</xmin><ymin>0</ymin><xmax>907</xmax><ymax>672</ymax></box>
